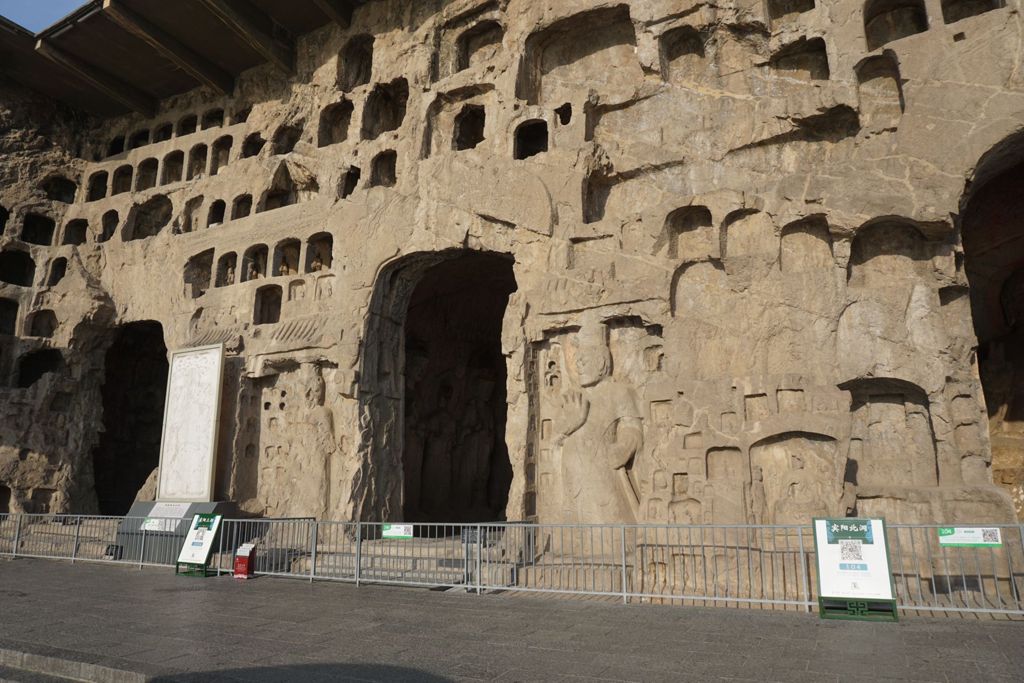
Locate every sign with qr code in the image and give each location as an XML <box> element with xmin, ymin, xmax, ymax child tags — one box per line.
<box><xmin>176</xmin><ymin>514</ymin><xmax>222</xmax><ymax>565</ymax></box>
<box><xmin>938</xmin><ymin>527</ymin><xmax>1002</xmax><ymax>547</ymax></box>
<box><xmin>813</xmin><ymin>518</ymin><xmax>894</xmax><ymax>602</ymax></box>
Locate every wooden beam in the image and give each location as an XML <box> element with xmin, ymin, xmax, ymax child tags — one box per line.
<box><xmin>35</xmin><ymin>39</ymin><xmax>156</xmax><ymax>116</ymax></box>
<box><xmin>102</xmin><ymin>0</ymin><xmax>234</xmax><ymax>95</ymax></box>
<box><xmin>312</xmin><ymin>0</ymin><xmax>358</xmax><ymax>28</ymax></box>
<box><xmin>198</xmin><ymin>0</ymin><xmax>294</xmax><ymax>75</ymax></box>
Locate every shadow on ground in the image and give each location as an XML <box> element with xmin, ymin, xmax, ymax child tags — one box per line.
<box><xmin>153</xmin><ymin>663</ymin><xmax>452</xmax><ymax>682</ymax></box>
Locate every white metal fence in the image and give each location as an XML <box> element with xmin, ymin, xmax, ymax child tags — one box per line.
<box><xmin>2</xmin><ymin>513</ymin><xmax>1022</xmax><ymax>617</ymax></box>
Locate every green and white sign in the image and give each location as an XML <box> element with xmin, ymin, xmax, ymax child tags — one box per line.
<box><xmin>176</xmin><ymin>513</ymin><xmax>222</xmax><ymax>565</ymax></box>
<box><xmin>813</xmin><ymin>518</ymin><xmax>897</xmax><ymax>620</ymax></box>
<box><xmin>938</xmin><ymin>527</ymin><xmax>1002</xmax><ymax>547</ymax></box>
<box><xmin>382</xmin><ymin>523</ymin><xmax>413</xmax><ymax>539</ymax></box>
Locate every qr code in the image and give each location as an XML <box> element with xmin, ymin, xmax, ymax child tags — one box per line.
<box><xmin>840</xmin><ymin>540</ymin><xmax>863</xmax><ymax>561</ymax></box>
<box><xmin>983</xmin><ymin>528</ymin><xmax>1000</xmax><ymax>543</ymax></box>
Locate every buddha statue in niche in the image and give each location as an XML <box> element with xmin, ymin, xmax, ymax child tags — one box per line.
<box><xmin>554</xmin><ymin>319</ymin><xmax>643</xmax><ymax>524</ymax></box>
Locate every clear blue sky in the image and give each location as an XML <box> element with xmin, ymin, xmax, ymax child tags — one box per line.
<box><xmin>0</xmin><ymin>0</ymin><xmax>87</xmax><ymax>32</ymax></box>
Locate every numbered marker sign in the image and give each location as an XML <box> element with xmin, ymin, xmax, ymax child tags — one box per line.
<box><xmin>382</xmin><ymin>524</ymin><xmax>413</xmax><ymax>539</ymax></box>
<box><xmin>938</xmin><ymin>527</ymin><xmax>1002</xmax><ymax>547</ymax></box>
<box><xmin>814</xmin><ymin>518</ymin><xmax>894</xmax><ymax>602</ymax></box>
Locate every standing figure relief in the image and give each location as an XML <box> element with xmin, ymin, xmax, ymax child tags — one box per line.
<box><xmin>553</xmin><ymin>320</ymin><xmax>643</xmax><ymax>523</ymax></box>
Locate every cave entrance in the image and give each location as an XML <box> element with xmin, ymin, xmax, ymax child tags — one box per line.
<box><xmin>403</xmin><ymin>252</ymin><xmax>516</xmax><ymax>524</ymax></box>
<box><xmin>963</xmin><ymin>158</ymin><xmax>1024</xmax><ymax>512</ymax></box>
<box><xmin>91</xmin><ymin>321</ymin><xmax>169</xmax><ymax>515</ymax></box>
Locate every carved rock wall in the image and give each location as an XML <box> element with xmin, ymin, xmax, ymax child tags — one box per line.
<box><xmin>0</xmin><ymin>0</ymin><xmax>1021</xmax><ymax>523</ymax></box>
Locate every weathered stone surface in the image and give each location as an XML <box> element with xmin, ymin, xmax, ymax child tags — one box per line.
<box><xmin>0</xmin><ymin>0</ymin><xmax>1021</xmax><ymax>523</ymax></box>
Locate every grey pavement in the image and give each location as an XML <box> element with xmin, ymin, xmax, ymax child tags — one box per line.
<box><xmin>0</xmin><ymin>558</ymin><xmax>1022</xmax><ymax>682</ymax></box>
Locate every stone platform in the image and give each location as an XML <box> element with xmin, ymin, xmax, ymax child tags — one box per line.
<box><xmin>0</xmin><ymin>558</ymin><xmax>1022</xmax><ymax>682</ymax></box>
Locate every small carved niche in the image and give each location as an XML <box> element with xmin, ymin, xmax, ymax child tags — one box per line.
<box><xmin>99</xmin><ymin>211</ymin><xmax>118</xmax><ymax>242</ymax></box>
<box><xmin>0</xmin><ymin>298</ymin><xmax>17</xmax><ymax>335</ymax></box>
<box><xmin>232</xmin><ymin>194</ymin><xmax>253</xmax><ymax>219</ymax></box>
<box><xmin>457</xmin><ymin>20</ymin><xmax>504</xmax><ymax>72</ymax></box>
<box><xmin>514</xmin><ymin>119</ymin><xmax>547</xmax><ymax>159</ymax></box>
<box><xmin>370</xmin><ymin>151</ymin><xmax>397</xmax><ymax>187</ymax></box>
<box><xmin>202</xmin><ymin>108</ymin><xmax>224</xmax><ymax>129</ymax></box>
<box><xmin>769</xmin><ymin>37</ymin><xmax>830</xmax><ymax>81</ymax></box>
<box><xmin>338</xmin><ymin>34</ymin><xmax>374</xmax><ymax>92</ymax></box>
<box><xmin>161</xmin><ymin>151</ymin><xmax>184</xmax><ymax>185</ymax></box>
<box><xmin>47</xmin><ymin>258</ymin><xmax>67</xmax><ymax>286</ymax></box>
<box><xmin>272</xmin><ymin>123</ymin><xmax>303</xmax><ymax>155</ymax></box>
<box><xmin>658</xmin><ymin>206</ymin><xmax>714</xmax><ymax>259</ymax></box>
<box><xmin>318</xmin><ymin>100</ymin><xmax>354</xmax><ymax>147</ymax></box>
<box><xmin>87</xmin><ymin>171</ymin><xmax>108</xmax><ymax>201</ymax></box>
<box><xmin>62</xmin><ymin>219</ymin><xmax>88</xmax><ymax>246</ymax></box>
<box><xmin>21</xmin><ymin>214</ymin><xmax>55</xmax><ymax>246</ymax></box>
<box><xmin>27</xmin><ymin>310</ymin><xmax>57</xmax><ymax>338</ymax></box>
<box><xmin>361</xmin><ymin>78</ymin><xmax>409</xmax><ymax>140</ymax></box>
<box><xmin>864</xmin><ymin>0</ymin><xmax>928</xmax><ymax>50</ymax></box>
<box><xmin>242</xmin><ymin>132</ymin><xmax>266</xmax><ymax>158</ymax></box>
<box><xmin>187</xmin><ymin>144</ymin><xmax>208</xmax><ymax>180</ymax></box>
<box><xmin>177</xmin><ymin>114</ymin><xmax>197</xmax><ymax>136</ymax></box>
<box><xmin>242</xmin><ymin>245</ymin><xmax>268</xmax><ymax>282</ymax></box>
<box><xmin>42</xmin><ymin>176</ymin><xmax>76</xmax><ymax>203</ymax></box>
<box><xmin>453</xmin><ymin>105</ymin><xmax>486</xmax><ymax>150</ymax></box>
<box><xmin>216</xmin><ymin>252</ymin><xmax>237</xmax><ymax>287</ymax></box>
<box><xmin>111</xmin><ymin>165</ymin><xmax>133</xmax><ymax>195</ymax></box>
<box><xmin>254</xmin><ymin>285</ymin><xmax>283</xmax><ymax>325</ymax></box>
<box><xmin>660</xmin><ymin>25</ymin><xmax>706</xmax><ymax>84</ymax></box>
<box><xmin>135</xmin><ymin>158</ymin><xmax>158</xmax><ymax>191</ymax></box>
<box><xmin>184</xmin><ymin>248</ymin><xmax>214</xmax><ymax>299</ymax></box>
<box><xmin>306</xmin><ymin>233</ymin><xmax>333</xmax><ymax>272</ymax></box>
<box><xmin>210</xmin><ymin>136</ymin><xmax>233</xmax><ymax>175</ymax></box>
<box><xmin>273</xmin><ymin>239</ymin><xmax>301</xmax><ymax>276</ymax></box>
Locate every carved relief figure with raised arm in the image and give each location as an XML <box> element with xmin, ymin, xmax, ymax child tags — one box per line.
<box><xmin>554</xmin><ymin>319</ymin><xmax>643</xmax><ymax>523</ymax></box>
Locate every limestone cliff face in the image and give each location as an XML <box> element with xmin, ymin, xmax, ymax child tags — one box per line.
<box><xmin>0</xmin><ymin>0</ymin><xmax>1021</xmax><ymax>523</ymax></box>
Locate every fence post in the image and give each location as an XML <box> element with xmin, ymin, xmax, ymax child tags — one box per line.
<box><xmin>309</xmin><ymin>520</ymin><xmax>318</xmax><ymax>584</ymax></box>
<box><xmin>476</xmin><ymin>524</ymin><xmax>483</xmax><ymax>595</ymax></box>
<box><xmin>139</xmin><ymin>528</ymin><xmax>147</xmax><ymax>570</ymax></box>
<box><xmin>217</xmin><ymin>520</ymin><xmax>225</xmax><ymax>576</ymax></box>
<box><xmin>798</xmin><ymin>526</ymin><xmax>810</xmax><ymax>612</ymax></box>
<box><xmin>12</xmin><ymin>514</ymin><xmax>22</xmax><ymax>558</ymax></box>
<box><xmin>620</xmin><ymin>525</ymin><xmax>628</xmax><ymax>605</ymax></box>
<box><xmin>355</xmin><ymin>522</ymin><xmax>362</xmax><ymax>587</ymax></box>
<box><xmin>71</xmin><ymin>516</ymin><xmax>81</xmax><ymax>564</ymax></box>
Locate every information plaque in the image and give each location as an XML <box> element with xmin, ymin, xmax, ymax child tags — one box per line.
<box><xmin>382</xmin><ymin>524</ymin><xmax>414</xmax><ymax>539</ymax></box>
<box><xmin>813</xmin><ymin>518</ymin><xmax>897</xmax><ymax>621</ymax></box>
<box><xmin>176</xmin><ymin>514</ymin><xmax>222</xmax><ymax>576</ymax></box>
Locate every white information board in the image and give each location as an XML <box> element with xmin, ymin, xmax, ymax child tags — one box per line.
<box><xmin>813</xmin><ymin>518</ymin><xmax>894</xmax><ymax>601</ymax></box>
<box><xmin>177</xmin><ymin>514</ymin><xmax>222</xmax><ymax>565</ymax></box>
<box><xmin>156</xmin><ymin>344</ymin><xmax>225</xmax><ymax>502</ymax></box>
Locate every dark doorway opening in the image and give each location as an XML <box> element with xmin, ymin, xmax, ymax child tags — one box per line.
<box><xmin>91</xmin><ymin>321</ymin><xmax>169</xmax><ymax>515</ymax></box>
<box><xmin>402</xmin><ymin>252</ymin><xmax>516</xmax><ymax>523</ymax></box>
<box><xmin>963</xmin><ymin>158</ymin><xmax>1024</xmax><ymax>508</ymax></box>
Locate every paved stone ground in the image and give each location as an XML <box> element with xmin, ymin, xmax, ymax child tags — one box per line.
<box><xmin>0</xmin><ymin>558</ymin><xmax>1022</xmax><ymax>682</ymax></box>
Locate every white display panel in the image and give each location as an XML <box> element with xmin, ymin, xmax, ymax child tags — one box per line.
<box><xmin>814</xmin><ymin>518</ymin><xmax>894</xmax><ymax>601</ymax></box>
<box><xmin>156</xmin><ymin>344</ymin><xmax>225</xmax><ymax>502</ymax></box>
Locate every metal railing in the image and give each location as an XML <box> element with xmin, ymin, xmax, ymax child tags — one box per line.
<box><xmin>3</xmin><ymin>513</ymin><xmax>1022</xmax><ymax>617</ymax></box>
<box><xmin>0</xmin><ymin>513</ymin><xmax>189</xmax><ymax>568</ymax></box>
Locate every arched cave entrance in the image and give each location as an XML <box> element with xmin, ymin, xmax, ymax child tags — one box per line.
<box><xmin>91</xmin><ymin>321</ymin><xmax>169</xmax><ymax>515</ymax></box>
<box><xmin>962</xmin><ymin>157</ymin><xmax>1024</xmax><ymax>509</ymax></box>
<box><xmin>360</xmin><ymin>250</ymin><xmax>517</xmax><ymax>524</ymax></box>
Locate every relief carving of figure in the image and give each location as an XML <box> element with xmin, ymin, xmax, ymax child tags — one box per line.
<box><xmin>554</xmin><ymin>320</ymin><xmax>642</xmax><ymax>523</ymax></box>
<box><xmin>773</xmin><ymin>453</ymin><xmax>829</xmax><ymax>523</ymax></box>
